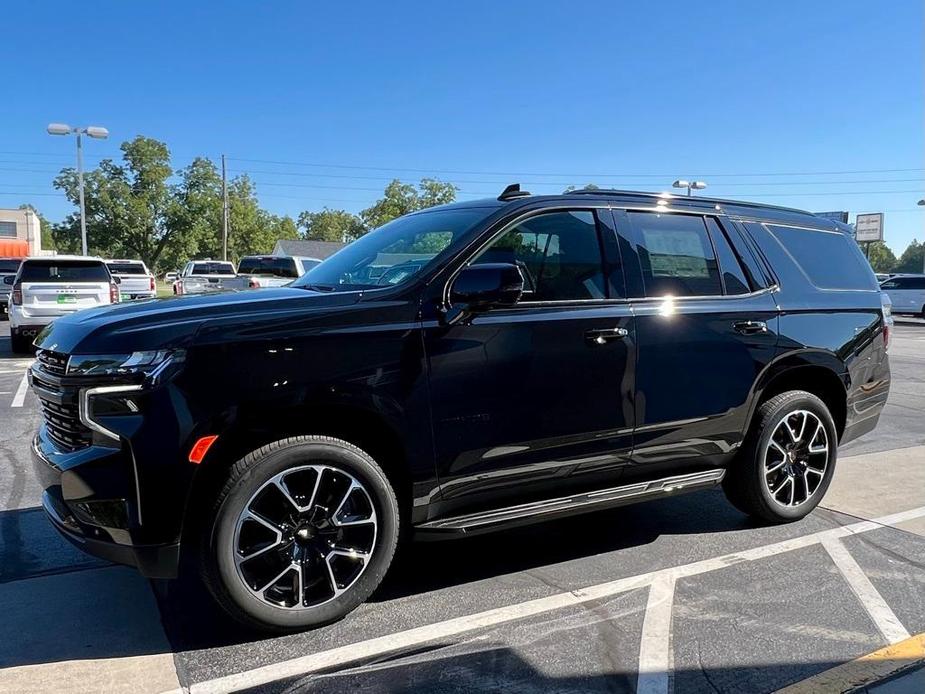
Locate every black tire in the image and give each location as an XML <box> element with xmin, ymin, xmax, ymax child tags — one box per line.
<box><xmin>10</xmin><ymin>331</ymin><xmax>31</xmax><ymax>354</ymax></box>
<box><xmin>201</xmin><ymin>436</ymin><xmax>400</xmax><ymax>632</ymax></box>
<box><xmin>723</xmin><ymin>390</ymin><xmax>838</xmax><ymax>524</ymax></box>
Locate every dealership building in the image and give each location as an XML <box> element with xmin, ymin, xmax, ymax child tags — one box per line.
<box><xmin>0</xmin><ymin>207</ymin><xmax>44</xmax><ymax>257</ymax></box>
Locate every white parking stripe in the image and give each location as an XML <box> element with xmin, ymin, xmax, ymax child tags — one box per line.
<box><xmin>186</xmin><ymin>505</ymin><xmax>925</xmax><ymax>694</ymax></box>
<box><xmin>822</xmin><ymin>539</ymin><xmax>911</xmax><ymax>644</ymax></box>
<box><xmin>636</xmin><ymin>574</ymin><xmax>675</xmax><ymax>694</ymax></box>
<box><xmin>10</xmin><ymin>371</ymin><xmax>28</xmax><ymax>407</ymax></box>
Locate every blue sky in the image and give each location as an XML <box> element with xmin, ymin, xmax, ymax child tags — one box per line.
<box><xmin>2</xmin><ymin>1</ymin><xmax>922</xmax><ymax>253</ymax></box>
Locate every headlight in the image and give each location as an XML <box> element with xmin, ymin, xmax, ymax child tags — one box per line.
<box><xmin>67</xmin><ymin>350</ymin><xmax>184</xmax><ymax>376</ymax></box>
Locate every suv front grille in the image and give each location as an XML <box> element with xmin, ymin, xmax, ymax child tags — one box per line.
<box><xmin>35</xmin><ymin>349</ymin><xmax>69</xmax><ymax>376</ymax></box>
<box><xmin>31</xmin><ymin>358</ymin><xmax>94</xmax><ymax>453</ymax></box>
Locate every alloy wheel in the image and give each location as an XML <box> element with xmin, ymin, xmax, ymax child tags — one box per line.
<box><xmin>763</xmin><ymin>409</ymin><xmax>830</xmax><ymax>508</ymax></box>
<box><xmin>233</xmin><ymin>465</ymin><xmax>377</xmax><ymax>610</ymax></box>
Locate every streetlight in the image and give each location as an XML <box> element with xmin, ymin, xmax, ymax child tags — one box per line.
<box><xmin>672</xmin><ymin>179</ymin><xmax>708</xmax><ymax>197</ymax></box>
<box><xmin>918</xmin><ymin>199</ymin><xmax>925</xmax><ymax>273</ymax></box>
<box><xmin>47</xmin><ymin>123</ymin><xmax>109</xmax><ymax>256</ymax></box>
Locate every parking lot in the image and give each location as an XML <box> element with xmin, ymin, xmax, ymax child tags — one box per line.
<box><xmin>1</xmin><ymin>321</ymin><xmax>924</xmax><ymax>694</ymax></box>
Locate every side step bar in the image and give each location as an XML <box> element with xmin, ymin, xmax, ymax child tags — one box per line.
<box><xmin>417</xmin><ymin>469</ymin><xmax>726</xmax><ymax>535</ymax></box>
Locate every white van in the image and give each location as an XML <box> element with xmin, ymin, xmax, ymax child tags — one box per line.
<box><xmin>879</xmin><ymin>274</ymin><xmax>925</xmax><ymax>317</ymax></box>
<box><xmin>7</xmin><ymin>256</ymin><xmax>118</xmax><ymax>352</ymax></box>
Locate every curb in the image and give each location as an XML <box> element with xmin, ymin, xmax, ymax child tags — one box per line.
<box><xmin>774</xmin><ymin>633</ymin><xmax>925</xmax><ymax>694</ymax></box>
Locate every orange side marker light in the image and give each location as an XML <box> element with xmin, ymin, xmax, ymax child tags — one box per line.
<box><xmin>189</xmin><ymin>435</ymin><xmax>219</xmax><ymax>464</ymax></box>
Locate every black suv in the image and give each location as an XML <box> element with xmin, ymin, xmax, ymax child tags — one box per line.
<box><xmin>29</xmin><ymin>187</ymin><xmax>890</xmax><ymax>631</ymax></box>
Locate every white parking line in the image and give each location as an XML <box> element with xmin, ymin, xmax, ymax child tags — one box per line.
<box><xmin>822</xmin><ymin>538</ymin><xmax>911</xmax><ymax>644</ymax></box>
<box><xmin>10</xmin><ymin>371</ymin><xmax>28</xmax><ymax>407</ymax></box>
<box><xmin>185</xmin><ymin>505</ymin><xmax>925</xmax><ymax>694</ymax></box>
<box><xmin>636</xmin><ymin>574</ymin><xmax>675</xmax><ymax>694</ymax></box>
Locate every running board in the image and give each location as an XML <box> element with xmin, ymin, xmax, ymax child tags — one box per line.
<box><xmin>417</xmin><ymin>469</ymin><xmax>726</xmax><ymax>535</ymax></box>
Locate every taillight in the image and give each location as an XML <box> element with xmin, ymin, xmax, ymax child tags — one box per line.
<box><xmin>110</xmin><ymin>283</ymin><xmax>119</xmax><ymax>303</ymax></box>
<box><xmin>883</xmin><ymin>323</ymin><xmax>891</xmax><ymax>352</ymax></box>
<box><xmin>248</xmin><ymin>277</ymin><xmax>259</xmax><ymax>289</ymax></box>
<box><xmin>149</xmin><ymin>277</ymin><xmax>156</xmax><ymax>291</ymax></box>
<box><xmin>881</xmin><ymin>293</ymin><xmax>892</xmax><ymax>352</ymax></box>
<box><xmin>11</xmin><ymin>284</ymin><xmax>22</xmax><ymax>306</ymax></box>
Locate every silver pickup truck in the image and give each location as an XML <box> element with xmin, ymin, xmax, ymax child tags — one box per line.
<box><xmin>106</xmin><ymin>259</ymin><xmax>156</xmax><ymax>301</ymax></box>
<box><xmin>174</xmin><ymin>256</ymin><xmax>320</xmax><ymax>295</ymax></box>
<box><xmin>173</xmin><ymin>260</ymin><xmax>239</xmax><ymax>295</ymax></box>
<box><xmin>0</xmin><ymin>257</ymin><xmax>23</xmax><ymax>318</ymax></box>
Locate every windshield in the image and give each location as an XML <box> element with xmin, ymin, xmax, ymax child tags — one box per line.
<box><xmin>237</xmin><ymin>256</ymin><xmax>298</xmax><ymax>278</ymax></box>
<box><xmin>108</xmin><ymin>262</ymin><xmax>148</xmax><ymax>275</ymax></box>
<box><xmin>20</xmin><ymin>260</ymin><xmax>110</xmax><ymax>283</ymax></box>
<box><xmin>292</xmin><ymin>207</ymin><xmax>493</xmax><ymax>291</ymax></box>
<box><xmin>192</xmin><ymin>262</ymin><xmax>236</xmax><ymax>275</ymax></box>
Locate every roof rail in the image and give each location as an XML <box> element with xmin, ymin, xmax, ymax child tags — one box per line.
<box><xmin>565</xmin><ymin>188</ymin><xmax>812</xmax><ymax>215</ymax></box>
<box><xmin>498</xmin><ymin>183</ymin><xmax>531</xmax><ymax>201</ymax></box>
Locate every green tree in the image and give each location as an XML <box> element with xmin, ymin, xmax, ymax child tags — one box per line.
<box><xmin>52</xmin><ymin>136</ymin><xmax>174</xmax><ymax>266</ymax></box>
<box><xmin>358</xmin><ymin>178</ymin><xmax>458</xmax><ymax>230</ymax></box>
<box><xmin>298</xmin><ymin>208</ymin><xmax>364</xmax><ymax>242</ymax></box>
<box><xmin>895</xmin><ymin>240</ymin><xmax>924</xmax><ymax>274</ymax></box>
<box><xmin>865</xmin><ymin>241</ymin><xmax>897</xmax><ymax>273</ymax></box>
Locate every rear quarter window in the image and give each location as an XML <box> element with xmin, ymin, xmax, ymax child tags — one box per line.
<box><xmin>766</xmin><ymin>224</ymin><xmax>876</xmax><ymax>291</ymax></box>
<box><xmin>20</xmin><ymin>261</ymin><xmax>110</xmax><ymax>283</ymax></box>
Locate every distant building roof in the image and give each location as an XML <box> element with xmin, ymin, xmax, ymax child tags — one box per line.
<box><xmin>272</xmin><ymin>239</ymin><xmax>346</xmax><ymax>259</ymax></box>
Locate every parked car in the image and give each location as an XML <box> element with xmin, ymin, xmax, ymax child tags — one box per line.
<box><xmin>9</xmin><ymin>256</ymin><xmax>119</xmax><ymax>353</ymax></box>
<box><xmin>879</xmin><ymin>274</ymin><xmax>925</xmax><ymax>317</ymax></box>
<box><xmin>29</xmin><ymin>187</ymin><xmax>890</xmax><ymax>631</ymax></box>
<box><xmin>173</xmin><ymin>260</ymin><xmax>237</xmax><ymax>295</ymax></box>
<box><xmin>0</xmin><ymin>257</ymin><xmax>23</xmax><ymax>319</ymax></box>
<box><xmin>164</xmin><ymin>271</ymin><xmax>178</xmax><ymax>284</ymax></box>
<box><xmin>106</xmin><ymin>259</ymin><xmax>156</xmax><ymax>301</ymax></box>
<box><xmin>222</xmin><ymin>255</ymin><xmax>321</xmax><ymax>291</ymax></box>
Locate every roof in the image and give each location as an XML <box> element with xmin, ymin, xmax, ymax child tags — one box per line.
<box><xmin>23</xmin><ymin>254</ymin><xmax>105</xmax><ymax>262</ymax></box>
<box><xmin>272</xmin><ymin>239</ymin><xmax>346</xmax><ymax>258</ymax></box>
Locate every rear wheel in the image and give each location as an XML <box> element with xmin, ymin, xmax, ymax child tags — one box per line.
<box><xmin>10</xmin><ymin>330</ymin><xmax>31</xmax><ymax>354</ymax></box>
<box><xmin>201</xmin><ymin>436</ymin><xmax>399</xmax><ymax>632</ymax></box>
<box><xmin>723</xmin><ymin>390</ymin><xmax>837</xmax><ymax>523</ymax></box>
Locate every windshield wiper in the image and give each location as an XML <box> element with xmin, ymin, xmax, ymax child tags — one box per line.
<box><xmin>300</xmin><ymin>283</ymin><xmax>338</xmax><ymax>292</ymax></box>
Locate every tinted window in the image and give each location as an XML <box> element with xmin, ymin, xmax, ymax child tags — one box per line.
<box><xmin>237</xmin><ymin>257</ymin><xmax>299</xmax><ymax>278</ymax></box>
<box><xmin>191</xmin><ymin>262</ymin><xmax>236</xmax><ymax>275</ymax></box>
<box><xmin>768</xmin><ymin>225</ymin><xmax>876</xmax><ymax>290</ymax></box>
<box><xmin>0</xmin><ymin>259</ymin><xmax>21</xmax><ymax>273</ymax></box>
<box><xmin>293</xmin><ymin>207</ymin><xmax>492</xmax><ymax>291</ymax></box>
<box><xmin>19</xmin><ymin>260</ymin><xmax>110</xmax><ymax>283</ymax></box>
<box><xmin>705</xmin><ymin>218</ymin><xmax>751</xmax><ymax>295</ymax></box>
<box><xmin>882</xmin><ymin>276</ymin><xmax>925</xmax><ymax>290</ymax></box>
<box><xmin>473</xmin><ymin>210</ymin><xmax>607</xmax><ymax>301</ymax></box>
<box><xmin>629</xmin><ymin>212</ymin><xmax>722</xmax><ymax>297</ymax></box>
<box><xmin>107</xmin><ymin>263</ymin><xmax>147</xmax><ymax>275</ymax></box>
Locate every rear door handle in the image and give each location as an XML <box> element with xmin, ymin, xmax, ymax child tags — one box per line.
<box><xmin>585</xmin><ymin>327</ymin><xmax>629</xmax><ymax>345</ymax></box>
<box><xmin>733</xmin><ymin>320</ymin><xmax>768</xmax><ymax>335</ymax></box>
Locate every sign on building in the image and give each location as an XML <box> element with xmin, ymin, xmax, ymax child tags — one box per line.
<box><xmin>814</xmin><ymin>211</ymin><xmax>849</xmax><ymax>224</ymax></box>
<box><xmin>855</xmin><ymin>213</ymin><xmax>884</xmax><ymax>243</ymax></box>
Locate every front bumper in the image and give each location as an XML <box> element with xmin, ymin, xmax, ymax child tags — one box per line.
<box><xmin>32</xmin><ymin>431</ymin><xmax>181</xmax><ymax>578</ymax></box>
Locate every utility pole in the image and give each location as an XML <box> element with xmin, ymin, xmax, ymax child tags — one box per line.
<box><xmin>222</xmin><ymin>154</ymin><xmax>229</xmax><ymax>262</ymax></box>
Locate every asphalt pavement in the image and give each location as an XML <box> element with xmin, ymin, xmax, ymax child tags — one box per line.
<box><xmin>1</xmin><ymin>321</ymin><xmax>924</xmax><ymax>694</ymax></box>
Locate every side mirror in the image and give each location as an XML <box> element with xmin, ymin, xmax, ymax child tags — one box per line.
<box><xmin>2</xmin><ymin>275</ymin><xmax>14</xmax><ymax>285</ymax></box>
<box><xmin>450</xmin><ymin>263</ymin><xmax>524</xmax><ymax>313</ymax></box>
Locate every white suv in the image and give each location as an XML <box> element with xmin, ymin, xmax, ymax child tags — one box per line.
<box><xmin>879</xmin><ymin>274</ymin><xmax>925</xmax><ymax>317</ymax></box>
<box><xmin>8</xmin><ymin>256</ymin><xmax>118</xmax><ymax>353</ymax></box>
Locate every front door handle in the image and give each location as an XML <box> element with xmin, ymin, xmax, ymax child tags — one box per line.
<box><xmin>586</xmin><ymin>327</ymin><xmax>629</xmax><ymax>345</ymax></box>
<box><xmin>733</xmin><ymin>320</ymin><xmax>768</xmax><ymax>335</ymax></box>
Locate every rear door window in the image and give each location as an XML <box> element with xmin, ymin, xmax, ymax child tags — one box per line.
<box><xmin>767</xmin><ymin>225</ymin><xmax>876</xmax><ymax>290</ymax></box>
<box><xmin>19</xmin><ymin>261</ymin><xmax>110</xmax><ymax>283</ymax></box>
<box><xmin>628</xmin><ymin>212</ymin><xmax>723</xmax><ymax>297</ymax></box>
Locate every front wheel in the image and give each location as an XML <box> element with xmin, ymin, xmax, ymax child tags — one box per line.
<box><xmin>723</xmin><ymin>390</ymin><xmax>837</xmax><ymax>523</ymax></box>
<box><xmin>201</xmin><ymin>436</ymin><xmax>400</xmax><ymax>632</ymax></box>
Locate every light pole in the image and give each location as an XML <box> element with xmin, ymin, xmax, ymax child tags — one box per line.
<box><xmin>47</xmin><ymin>123</ymin><xmax>109</xmax><ymax>256</ymax></box>
<box><xmin>672</xmin><ymin>179</ymin><xmax>707</xmax><ymax>197</ymax></box>
<box><xmin>918</xmin><ymin>199</ymin><xmax>925</xmax><ymax>274</ymax></box>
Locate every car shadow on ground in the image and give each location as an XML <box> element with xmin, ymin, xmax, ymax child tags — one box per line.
<box><xmin>156</xmin><ymin>489</ymin><xmax>762</xmax><ymax>653</ymax></box>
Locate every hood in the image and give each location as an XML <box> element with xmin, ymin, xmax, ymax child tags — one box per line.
<box><xmin>34</xmin><ymin>287</ymin><xmax>362</xmax><ymax>354</ymax></box>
